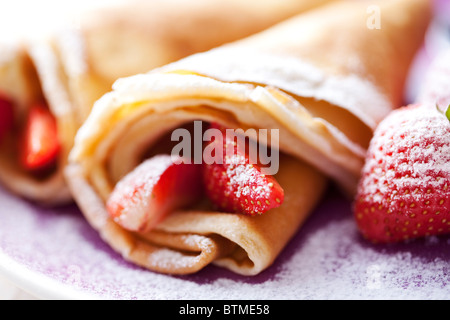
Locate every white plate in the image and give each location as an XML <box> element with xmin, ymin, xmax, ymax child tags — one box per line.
<box><xmin>0</xmin><ymin>184</ymin><xmax>449</xmax><ymax>300</ymax></box>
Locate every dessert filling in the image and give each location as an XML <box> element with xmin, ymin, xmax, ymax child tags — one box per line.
<box><xmin>106</xmin><ymin>120</ymin><xmax>285</xmax><ymax>233</ymax></box>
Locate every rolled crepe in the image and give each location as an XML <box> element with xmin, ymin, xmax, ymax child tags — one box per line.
<box><xmin>65</xmin><ymin>0</ymin><xmax>431</xmax><ymax>275</ymax></box>
<box><xmin>418</xmin><ymin>49</ymin><xmax>450</xmax><ymax>109</ymax></box>
<box><xmin>0</xmin><ymin>0</ymin><xmax>332</xmax><ymax>205</ymax></box>
<box><xmin>0</xmin><ymin>41</ymin><xmax>73</xmax><ymax>204</ymax></box>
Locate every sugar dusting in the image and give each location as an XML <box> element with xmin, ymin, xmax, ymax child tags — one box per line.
<box><xmin>359</xmin><ymin>105</ymin><xmax>450</xmax><ymax>204</ymax></box>
<box><xmin>148</xmin><ymin>249</ymin><xmax>199</xmax><ymax>271</ymax></box>
<box><xmin>147</xmin><ymin>235</ymin><xmax>214</xmax><ymax>270</ymax></box>
<box><xmin>0</xmin><ymin>185</ymin><xmax>448</xmax><ymax>300</ymax></box>
<box><xmin>227</xmin><ymin>162</ymin><xmax>268</xmax><ymax>199</ymax></box>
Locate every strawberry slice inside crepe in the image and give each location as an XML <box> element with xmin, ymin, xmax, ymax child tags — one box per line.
<box><xmin>107</xmin><ymin>155</ymin><xmax>204</xmax><ymax>233</ymax></box>
<box><xmin>21</xmin><ymin>103</ymin><xmax>61</xmax><ymax>172</ymax></box>
<box><xmin>203</xmin><ymin>123</ymin><xmax>284</xmax><ymax>216</ymax></box>
<box><xmin>106</xmin><ymin>123</ymin><xmax>285</xmax><ymax>233</ymax></box>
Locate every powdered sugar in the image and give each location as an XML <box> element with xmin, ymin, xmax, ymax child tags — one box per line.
<box><xmin>107</xmin><ymin>155</ymin><xmax>174</xmax><ymax>231</ymax></box>
<box><xmin>148</xmin><ymin>249</ymin><xmax>200</xmax><ymax>271</ymax></box>
<box><xmin>158</xmin><ymin>47</ymin><xmax>391</xmax><ymax>129</ymax></box>
<box><xmin>0</xmin><ymin>185</ymin><xmax>448</xmax><ymax>300</ymax></box>
<box><xmin>360</xmin><ymin>105</ymin><xmax>450</xmax><ymax>202</ymax></box>
<box><xmin>227</xmin><ymin>164</ymin><xmax>267</xmax><ymax>199</ymax></box>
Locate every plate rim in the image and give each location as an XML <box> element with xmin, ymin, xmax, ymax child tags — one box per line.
<box><xmin>0</xmin><ymin>249</ymin><xmax>101</xmax><ymax>300</ymax></box>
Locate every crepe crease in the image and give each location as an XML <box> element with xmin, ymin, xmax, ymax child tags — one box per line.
<box><xmin>0</xmin><ymin>0</ymin><xmax>330</xmax><ymax>205</ymax></box>
<box><xmin>66</xmin><ymin>0</ymin><xmax>431</xmax><ymax>275</ymax></box>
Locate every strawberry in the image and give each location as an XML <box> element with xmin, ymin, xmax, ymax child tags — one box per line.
<box><xmin>106</xmin><ymin>154</ymin><xmax>203</xmax><ymax>233</ymax></box>
<box><xmin>203</xmin><ymin>123</ymin><xmax>284</xmax><ymax>216</ymax></box>
<box><xmin>21</xmin><ymin>103</ymin><xmax>61</xmax><ymax>171</ymax></box>
<box><xmin>0</xmin><ymin>92</ymin><xmax>14</xmax><ymax>143</ymax></box>
<box><xmin>354</xmin><ymin>104</ymin><xmax>450</xmax><ymax>243</ymax></box>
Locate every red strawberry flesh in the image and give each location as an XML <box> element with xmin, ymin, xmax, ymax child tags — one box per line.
<box><xmin>203</xmin><ymin>123</ymin><xmax>284</xmax><ymax>216</ymax></box>
<box><xmin>106</xmin><ymin>155</ymin><xmax>203</xmax><ymax>233</ymax></box>
<box><xmin>354</xmin><ymin>104</ymin><xmax>450</xmax><ymax>243</ymax></box>
<box><xmin>21</xmin><ymin>103</ymin><xmax>61</xmax><ymax>171</ymax></box>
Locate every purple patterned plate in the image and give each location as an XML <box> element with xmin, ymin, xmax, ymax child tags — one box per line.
<box><xmin>0</xmin><ymin>184</ymin><xmax>448</xmax><ymax>300</ymax></box>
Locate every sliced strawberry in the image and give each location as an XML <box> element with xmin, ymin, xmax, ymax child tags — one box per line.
<box><xmin>0</xmin><ymin>92</ymin><xmax>14</xmax><ymax>143</ymax></box>
<box><xmin>106</xmin><ymin>155</ymin><xmax>203</xmax><ymax>233</ymax></box>
<box><xmin>203</xmin><ymin>123</ymin><xmax>284</xmax><ymax>216</ymax></box>
<box><xmin>21</xmin><ymin>103</ymin><xmax>61</xmax><ymax>171</ymax></box>
<box><xmin>354</xmin><ymin>104</ymin><xmax>450</xmax><ymax>243</ymax></box>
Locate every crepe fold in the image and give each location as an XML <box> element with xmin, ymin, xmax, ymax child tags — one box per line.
<box><xmin>0</xmin><ymin>0</ymin><xmax>330</xmax><ymax>205</ymax></box>
<box><xmin>0</xmin><ymin>41</ymin><xmax>74</xmax><ymax>204</ymax></box>
<box><xmin>65</xmin><ymin>0</ymin><xmax>431</xmax><ymax>275</ymax></box>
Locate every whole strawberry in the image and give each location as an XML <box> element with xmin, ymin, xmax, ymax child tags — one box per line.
<box><xmin>354</xmin><ymin>104</ymin><xmax>450</xmax><ymax>243</ymax></box>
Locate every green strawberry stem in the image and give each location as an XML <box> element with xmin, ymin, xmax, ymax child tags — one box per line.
<box><xmin>445</xmin><ymin>104</ymin><xmax>450</xmax><ymax>122</ymax></box>
<box><xmin>434</xmin><ymin>104</ymin><xmax>450</xmax><ymax>122</ymax></box>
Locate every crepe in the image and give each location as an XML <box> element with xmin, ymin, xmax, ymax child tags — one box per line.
<box><xmin>0</xmin><ymin>0</ymin><xmax>330</xmax><ymax>205</ymax></box>
<box><xmin>65</xmin><ymin>0</ymin><xmax>431</xmax><ymax>275</ymax></box>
